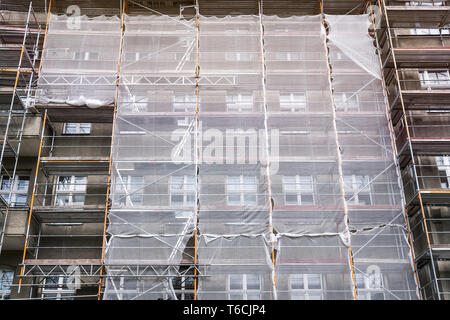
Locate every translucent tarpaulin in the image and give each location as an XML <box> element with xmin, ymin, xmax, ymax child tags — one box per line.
<box><xmin>326</xmin><ymin>14</ymin><xmax>417</xmax><ymax>300</ymax></box>
<box><xmin>38</xmin><ymin>12</ymin><xmax>418</xmax><ymax>300</ymax></box>
<box><xmin>37</xmin><ymin>14</ymin><xmax>121</xmax><ymax>107</ymax></box>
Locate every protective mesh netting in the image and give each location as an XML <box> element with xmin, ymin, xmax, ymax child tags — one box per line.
<box><xmin>38</xmin><ymin>13</ymin><xmax>418</xmax><ymax>300</ymax></box>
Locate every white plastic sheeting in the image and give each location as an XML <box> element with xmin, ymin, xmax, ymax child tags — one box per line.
<box><xmin>38</xmin><ymin>12</ymin><xmax>418</xmax><ymax>300</ymax></box>
<box><xmin>37</xmin><ymin>14</ymin><xmax>121</xmax><ymax>107</ymax></box>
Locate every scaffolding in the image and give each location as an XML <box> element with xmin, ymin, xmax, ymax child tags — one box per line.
<box><xmin>12</xmin><ymin>0</ymin><xmax>421</xmax><ymax>300</ymax></box>
<box><xmin>377</xmin><ymin>0</ymin><xmax>450</xmax><ymax>300</ymax></box>
<box><xmin>0</xmin><ymin>2</ymin><xmax>42</xmax><ymax>256</ymax></box>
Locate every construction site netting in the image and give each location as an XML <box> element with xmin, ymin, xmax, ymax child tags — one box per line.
<box><xmin>37</xmin><ymin>14</ymin><xmax>122</xmax><ymax>107</ymax></box>
<box><xmin>37</xmin><ymin>12</ymin><xmax>419</xmax><ymax>300</ymax></box>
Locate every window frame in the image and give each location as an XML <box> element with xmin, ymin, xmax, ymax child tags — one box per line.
<box><xmin>226</xmin><ymin>93</ymin><xmax>253</xmax><ymax>112</ymax></box>
<box><xmin>343</xmin><ymin>174</ymin><xmax>372</xmax><ymax>205</ymax></box>
<box><xmin>289</xmin><ymin>273</ymin><xmax>324</xmax><ymax>300</ymax></box>
<box><xmin>282</xmin><ymin>175</ymin><xmax>315</xmax><ymax>205</ymax></box>
<box><xmin>173</xmin><ymin>94</ymin><xmax>196</xmax><ymax>112</ymax></box>
<box><xmin>228</xmin><ymin>274</ymin><xmax>261</xmax><ymax>300</ymax></box>
<box><xmin>170</xmin><ymin>175</ymin><xmax>196</xmax><ymax>207</ymax></box>
<box><xmin>436</xmin><ymin>156</ymin><xmax>450</xmax><ymax>188</ymax></box>
<box><xmin>0</xmin><ymin>269</ymin><xmax>14</xmax><ymax>300</ymax></box>
<box><xmin>335</xmin><ymin>92</ymin><xmax>360</xmax><ymax>112</ymax></box>
<box><xmin>41</xmin><ymin>276</ymin><xmax>75</xmax><ymax>300</ymax></box>
<box><xmin>54</xmin><ymin>175</ymin><xmax>87</xmax><ymax>206</ymax></box>
<box><xmin>279</xmin><ymin>92</ymin><xmax>306</xmax><ymax>112</ymax></box>
<box><xmin>115</xmin><ymin>175</ymin><xmax>144</xmax><ymax>206</ymax></box>
<box><xmin>226</xmin><ymin>175</ymin><xmax>258</xmax><ymax>206</ymax></box>
<box><xmin>419</xmin><ymin>70</ymin><xmax>450</xmax><ymax>89</ymax></box>
<box><xmin>173</xmin><ymin>276</ymin><xmax>195</xmax><ymax>300</ymax></box>
<box><xmin>62</xmin><ymin>123</ymin><xmax>91</xmax><ymax>135</ymax></box>
<box><xmin>355</xmin><ymin>270</ymin><xmax>385</xmax><ymax>300</ymax></box>
<box><xmin>0</xmin><ymin>175</ymin><xmax>29</xmax><ymax>207</ymax></box>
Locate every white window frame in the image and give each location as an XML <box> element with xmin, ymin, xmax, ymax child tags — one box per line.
<box><xmin>73</xmin><ymin>51</ymin><xmax>99</xmax><ymax>61</ymax></box>
<box><xmin>436</xmin><ymin>156</ymin><xmax>450</xmax><ymax>188</ymax></box>
<box><xmin>355</xmin><ymin>267</ymin><xmax>385</xmax><ymax>300</ymax></box>
<box><xmin>279</xmin><ymin>93</ymin><xmax>306</xmax><ymax>112</ymax></box>
<box><xmin>173</xmin><ymin>94</ymin><xmax>196</xmax><ymax>112</ymax></box>
<box><xmin>282</xmin><ymin>175</ymin><xmax>314</xmax><ymax>205</ymax></box>
<box><xmin>63</xmin><ymin>123</ymin><xmax>91</xmax><ymax>135</ymax></box>
<box><xmin>343</xmin><ymin>175</ymin><xmax>372</xmax><ymax>205</ymax></box>
<box><xmin>170</xmin><ymin>175</ymin><xmax>195</xmax><ymax>207</ymax></box>
<box><xmin>46</xmin><ymin>48</ymin><xmax>70</xmax><ymax>59</ymax></box>
<box><xmin>226</xmin><ymin>94</ymin><xmax>253</xmax><ymax>112</ymax></box>
<box><xmin>54</xmin><ymin>175</ymin><xmax>87</xmax><ymax>206</ymax></box>
<box><xmin>419</xmin><ymin>70</ymin><xmax>450</xmax><ymax>89</ymax></box>
<box><xmin>0</xmin><ymin>175</ymin><xmax>29</xmax><ymax>207</ymax></box>
<box><xmin>115</xmin><ymin>175</ymin><xmax>144</xmax><ymax>206</ymax></box>
<box><xmin>0</xmin><ymin>270</ymin><xmax>14</xmax><ymax>300</ymax></box>
<box><xmin>405</xmin><ymin>1</ymin><xmax>445</xmax><ymax>6</ymax></box>
<box><xmin>41</xmin><ymin>276</ymin><xmax>75</xmax><ymax>300</ymax></box>
<box><xmin>227</xmin><ymin>175</ymin><xmax>257</xmax><ymax>206</ymax></box>
<box><xmin>125</xmin><ymin>52</ymin><xmax>140</xmax><ymax>62</ymax></box>
<box><xmin>126</xmin><ymin>95</ymin><xmax>148</xmax><ymax>113</ymax></box>
<box><xmin>275</xmin><ymin>52</ymin><xmax>304</xmax><ymax>61</ymax></box>
<box><xmin>228</xmin><ymin>274</ymin><xmax>261</xmax><ymax>300</ymax></box>
<box><xmin>335</xmin><ymin>93</ymin><xmax>360</xmax><ymax>112</ymax></box>
<box><xmin>409</xmin><ymin>22</ymin><xmax>442</xmax><ymax>35</ymax></box>
<box><xmin>225</xmin><ymin>52</ymin><xmax>252</xmax><ymax>61</ymax></box>
<box><xmin>173</xmin><ymin>276</ymin><xmax>195</xmax><ymax>300</ymax></box>
<box><xmin>289</xmin><ymin>274</ymin><xmax>323</xmax><ymax>300</ymax></box>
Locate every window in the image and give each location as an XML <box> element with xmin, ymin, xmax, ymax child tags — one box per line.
<box><xmin>0</xmin><ymin>175</ymin><xmax>29</xmax><ymax>207</ymax></box>
<box><xmin>115</xmin><ymin>175</ymin><xmax>144</xmax><ymax>206</ymax></box>
<box><xmin>173</xmin><ymin>276</ymin><xmax>195</xmax><ymax>300</ymax></box>
<box><xmin>227</xmin><ymin>176</ymin><xmax>257</xmax><ymax>206</ymax></box>
<box><xmin>126</xmin><ymin>95</ymin><xmax>148</xmax><ymax>112</ymax></box>
<box><xmin>355</xmin><ymin>266</ymin><xmax>384</xmax><ymax>300</ymax></box>
<box><xmin>41</xmin><ymin>276</ymin><xmax>75</xmax><ymax>300</ymax></box>
<box><xmin>405</xmin><ymin>1</ymin><xmax>445</xmax><ymax>6</ymax></box>
<box><xmin>55</xmin><ymin>176</ymin><xmax>87</xmax><ymax>206</ymax></box>
<box><xmin>419</xmin><ymin>70</ymin><xmax>450</xmax><ymax>88</ymax></box>
<box><xmin>226</xmin><ymin>94</ymin><xmax>253</xmax><ymax>112</ymax></box>
<box><xmin>173</xmin><ymin>94</ymin><xmax>196</xmax><ymax>112</ymax></box>
<box><xmin>343</xmin><ymin>175</ymin><xmax>372</xmax><ymax>205</ymax></box>
<box><xmin>409</xmin><ymin>24</ymin><xmax>441</xmax><ymax>35</ymax></box>
<box><xmin>283</xmin><ymin>175</ymin><xmax>314</xmax><ymax>205</ymax></box>
<box><xmin>63</xmin><ymin>123</ymin><xmax>91</xmax><ymax>134</ymax></box>
<box><xmin>289</xmin><ymin>274</ymin><xmax>323</xmax><ymax>300</ymax></box>
<box><xmin>275</xmin><ymin>52</ymin><xmax>303</xmax><ymax>61</ymax></box>
<box><xmin>73</xmin><ymin>52</ymin><xmax>99</xmax><ymax>60</ymax></box>
<box><xmin>229</xmin><ymin>274</ymin><xmax>261</xmax><ymax>300</ymax></box>
<box><xmin>334</xmin><ymin>93</ymin><xmax>360</xmax><ymax>112</ymax></box>
<box><xmin>225</xmin><ymin>52</ymin><xmax>252</xmax><ymax>61</ymax></box>
<box><xmin>46</xmin><ymin>48</ymin><xmax>69</xmax><ymax>59</ymax></box>
<box><xmin>329</xmin><ymin>50</ymin><xmax>344</xmax><ymax>60</ymax></box>
<box><xmin>125</xmin><ymin>52</ymin><xmax>140</xmax><ymax>62</ymax></box>
<box><xmin>280</xmin><ymin>93</ymin><xmax>306</xmax><ymax>112</ymax></box>
<box><xmin>436</xmin><ymin>156</ymin><xmax>450</xmax><ymax>188</ymax></box>
<box><xmin>0</xmin><ymin>270</ymin><xmax>14</xmax><ymax>300</ymax></box>
<box><xmin>170</xmin><ymin>176</ymin><xmax>195</xmax><ymax>206</ymax></box>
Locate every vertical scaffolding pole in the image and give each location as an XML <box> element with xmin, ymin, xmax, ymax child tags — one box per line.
<box><xmin>0</xmin><ymin>1</ymin><xmax>42</xmax><ymax>256</ymax></box>
<box><xmin>193</xmin><ymin>0</ymin><xmax>200</xmax><ymax>300</ymax></box>
<box><xmin>98</xmin><ymin>0</ymin><xmax>127</xmax><ymax>300</ymax></box>
<box><xmin>320</xmin><ymin>0</ymin><xmax>358</xmax><ymax>300</ymax></box>
<box><xmin>17</xmin><ymin>109</ymin><xmax>47</xmax><ymax>293</ymax></box>
<box><xmin>380</xmin><ymin>0</ymin><xmax>438</xmax><ymax>299</ymax></box>
<box><xmin>367</xmin><ymin>0</ymin><xmax>421</xmax><ymax>300</ymax></box>
<box><xmin>257</xmin><ymin>0</ymin><xmax>277</xmax><ymax>300</ymax></box>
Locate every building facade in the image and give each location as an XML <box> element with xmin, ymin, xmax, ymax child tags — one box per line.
<box><xmin>0</xmin><ymin>0</ymin><xmax>448</xmax><ymax>300</ymax></box>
